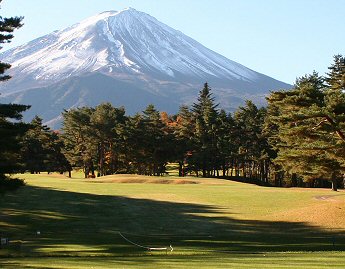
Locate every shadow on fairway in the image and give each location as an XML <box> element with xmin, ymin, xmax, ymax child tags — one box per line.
<box><xmin>0</xmin><ymin>185</ymin><xmax>344</xmax><ymax>258</ymax></box>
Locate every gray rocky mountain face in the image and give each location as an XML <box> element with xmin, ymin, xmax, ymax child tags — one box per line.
<box><xmin>0</xmin><ymin>7</ymin><xmax>290</xmax><ymax>128</ymax></box>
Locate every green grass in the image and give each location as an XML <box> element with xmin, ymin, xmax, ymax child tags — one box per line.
<box><xmin>2</xmin><ymin>252</ymin><xmax>345</xmax><ymax>269</ymax></box>
<box><xmin>1</xmin><ymin>173</ymin><xmax>345</xmax><ymax>268</ymax></box>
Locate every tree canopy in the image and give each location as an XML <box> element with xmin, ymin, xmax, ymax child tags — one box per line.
<box><xmin>0</xmin><ymin>2</ymin><xmax>30</xmax><ymax>187</ymax></box>
<box><xmin>266</xmin><ymin>55</ymin><xmax>345</xmax><ymax>190</ymax></box>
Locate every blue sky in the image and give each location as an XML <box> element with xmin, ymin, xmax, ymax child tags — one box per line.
<box><xmin>1</xmin><ymin>0</ymin><xmax>344</xmax><ymax>84</ymax></box>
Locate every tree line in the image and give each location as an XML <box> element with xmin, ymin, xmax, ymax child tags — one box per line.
<box><xmin>58</xmin><ymin>55</ymin><xmax>344</xmax><ymax>191</ymax></box>
<box><xmin>2</xmin><ymin>54</ymin><xmax>344</xmax><ymax>191</ymax></box>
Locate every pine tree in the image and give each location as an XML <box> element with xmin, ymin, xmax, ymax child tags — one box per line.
<box><xmin>191</xmin><ymin>83</ymin><xmax>219</xmax><ymax>177</ymax></box>
<box><xmin>174</xmin><ymin>105</ymin><xmax>196</xmax><ymax>176</ymax></box>
<box><xmin>62</xmin><ymin>107</ymin><xmax>96</xmax><ymax>178</ymax></box>
<box><xmin>141</xmin><ymin>104</ymin><xmax>169</xmax><ymax>176</ymax></box>
<box><xmin>21</xmin><ymin>116</ymin><xmax>49</xmax><ymax>173</ymax></box>
<box><xmin>267</xmin><ymin>60</ymin><xmax>345</xmax><ymax>191</ymax></box>
<box><xmin>323</xmin><ymin>55</ymin><xmax>345</xmax><ymax>188</ymax></box>
<box><xmin>325</xmin><ymin>54</ymin><xmax>345</xmax><ymax>92</ymax></box>
<box><xmin>124</xmin><ymin>113</ymin><xmax>146</xmax><ymax>174</ymax></box>
<box><xmin>234</xmin><ymin>101</ymin><xmax>270</xmax><ymax>183</ymax></box>
<box><xmin>47</xmin><ymin>130</ymin><xmax>72</xmax><ymax>175</ymax></box>
<box><xmin>21</xmin><ymin>116</ymin><xmax>70</xmax><ymax>174</ymax></box>
<box><xmin>122</xmin><ymin>105</ymin><xmax>170</xmax><ymax>176</ymax></box>
<box><xmin>0</xmin><ymin>104</ymin><xmax>30</xmax><ymax>175</ymax></box>
<box><xmin>90</xmin><ymin>103</ymin><xmax>126</xmax><ymax>176</ymax></box>
<box><xmin>0</xmin><ymin>2</ymin><xmax>30</xmax><ymax>186</ymax></box>
<box><xmin>215</xmin><ymin>109</ymin><xmax>237</xmax><ymax>177</ymax></box>
<box><xmin>0</xmin><ymin>0</ymin><xmax>23</xmax><ymax>81</ymax></box>
<box><xmin>267</xmin><ymin>73</ymin><xmax>327</xmax><ymax>187</ymax></box>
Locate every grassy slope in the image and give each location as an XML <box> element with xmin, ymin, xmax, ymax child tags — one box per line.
<box><xmin>1</xmin><ymin>173</ymin><xmax>345</xmax><ymax>268</ymax></box>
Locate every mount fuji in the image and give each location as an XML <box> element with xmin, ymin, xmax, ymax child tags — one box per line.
<box><xmin>0</xmin><ymin>7</ymin><xmax>290</xmax><ymax>128</ymax></box>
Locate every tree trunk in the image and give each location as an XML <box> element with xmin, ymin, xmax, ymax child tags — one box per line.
<box><xmin>202</xmin><ymin>167</ymin><xmax>206</xmax><ymax>178</ymax></box>
<box><xmin>178</xmin><ymin>161</ymin><xmax>183</xmax><ymax>177</ymax></box>
<box><xmin>331</xmin><ymin>174</ymin><xmax>338</xmax><ymax>191</ymax></box>
<box><xmin>291</xmin><ymin>173</ymin><xmax>297</xmax><ymax>187</ymax></box>
<box><xmin>91</xmin><ymin>162</ymin><xmax>95</xmax><ymax>177</ymax></box>
<box><xmin>84</xmin><ymin>166</ymin><xmax>88</xmax><ymax>178</ymax></box>
<box><xmin>242</xmin><ymin>162</ymin><xmax>246</xmax><ymax>178</ymax></box>
<box><xmin>98</xmin><ymin>143</ymin><xmax>104</xmax><ymax>176</ymax></box>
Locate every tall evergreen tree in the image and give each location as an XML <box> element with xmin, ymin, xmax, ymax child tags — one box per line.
<box><xmin>325</xmin><ymin>54</ymin><xmax>345</xmax><ymax>92</ymax></box>
<box><xmin>62</xmin><ymin>107</ymin><xmax>96</xmax><ymax>178</ymax></box>
<box><xmin>21</xmin><ymin>116</ymin><xmax>71</xmax><ymax>174</ymax></box>
<box><xmin>0</xmin><ymin>2</ymin><xmax>30</xmax><ymax>185</ymax></box>
<box><xmin>140</xmin><ymin>104</ymin><xmax>169</xmax><ymax>176</ymax></box>
<box><xmin>323</xmin><ymin>54</ymin><xmax>345</xmax><ymax>143</ymax></box>
<box><xmin>21</xmin><ymin>116</ymin><xmax>50</xmax><ymax>173</ymax></box>
<box><xmin>0</xmin><ymin>104</ymin><xmax>30</xmax><ymax>176</ymax></box>
<box><xmin>173</xmin><ymin>105</ymin><xmax>195</xmax><ymax>176</ymax></box>
<box><xmin>215</xmin><ymin>109</ymin><xmax>237</xmax><ymax>177</ymax></box>
<box><xmin>47</xmin><ymin>130</ymin><xmax>72</xmax><ymax>175</ymax></box>
<box><xmin>124</xmin><ymin>113</ymin><xmax>147</xmax><ymax>174</ymax></box>
<box><xmin>234</xmin><ymin>101</ymin><xmax>269</xmax><ymax>182</ymax></box>
<box><xmin>267</xmin><ymin>60</ymin><xmax>345</xmax><ymax>191</ymax></box>
<box><xmin>191</xmin><ymin>83</ymin><xmax>219</xmax><ymax>177</ymax></box>
<box><xmin>0</xmin><ymin>0</ymin><xmax>23</xmax><ymax>81</ymax></box>
<box><xmin>90</xmin><ymin>103</ymin><xmax>127</xmax><ymax>176</ymax></box>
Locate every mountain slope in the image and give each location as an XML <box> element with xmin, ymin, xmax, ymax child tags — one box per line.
<box><xmin>0</xmin><ymin>7</ymin><xmax>290</xmax><ymax>128</ymax></box>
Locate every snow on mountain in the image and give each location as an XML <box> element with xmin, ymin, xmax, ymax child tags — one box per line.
<box><xmin>0</xmin><ymin>7</ymin><xmax>290</xmax><ymax>128</ymax></box>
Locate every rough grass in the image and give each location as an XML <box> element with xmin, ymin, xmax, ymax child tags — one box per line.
<box><xmin>1</xmin><ymin>173</ymin><xmax>345</xmax><ymax>268</ymax></box>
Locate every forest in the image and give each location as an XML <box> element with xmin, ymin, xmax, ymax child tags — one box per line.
<box><xmin>1</xmin><ymin>55</ymin><xmax>344</xmax><ymax>191</ymax></box>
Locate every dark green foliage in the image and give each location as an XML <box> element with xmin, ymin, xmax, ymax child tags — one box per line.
<box><xmin>0</xmin><ymin>0</ymin><xmax>23</xmax><ymax>81</ymax></box>
<box><xmin>62</xmin><ymin>103</ymin><xmax>174</xmax><ymax>177</ymax></box>
<box><xmin>173</xmin><ymin>106</ymin><xmax>195</xmax><ymax>176</ymax></box>
<box><xmin>62</xmin><ymin>107</ymin><xmax>96</xmax><ymax>178</ymax></box>
<box><xmin>139</xmin><ymin>105</ymin><xmax>167</xmax><ymax>175</ymax></box>
<box><xmin>0</xmin><ymin>104</ymin><xmax>30</xmax><ymax>174</ymax></box>
<box><xmin>58</xmin><ymin>84</ymin><xmax>273</xmax><ymax>185</ymax></box>
<box><xmin>133</xmin><ymin>105</ymin><xmax>171</xmax><ymax>175</ymax></box>
<box><xmin>325</xmin><ymin>54</ymin><xmax>345</xmax><ymax>91</ymax></box>
<box><xmin>0</xmin><ymin>174</ymin><xmax>25</xmax><ymax>193</ymax></box>
<box><xmin>91</xmin><ymin>103</ymin><xmax>127</xmax><ymax>176</ymax></box>
<box><xmin>266</xmin><ymin>56</ymin><xmax>345</xmax><ymax>190</ymax></box>
<box><xmin>21</xmin><ymin>116</ymin><xmax>71</xmax><ymax>174</ymax></box>
<box><xmin>234</xmin><ymin>101</ymin><xmax>272</xmax><ymax>183</ymax></box>
<box><xmin>215</xmin><ymin>110</ymin><xmax>237</xmax><ymax>177</ymax></box>
<box><xmin>191</xmin><ymin>83</ymin><xmax>220</xmax><ymax>177</ymax></box>
<box><xmin>0</xmin><ymin>4</ymin><xmax>30</xmax><ymax>190</ymax></box>
<box><xmin>21</xmin><ymin>116</ymin><xmax>50</xmax><ymax>173</ymax></box>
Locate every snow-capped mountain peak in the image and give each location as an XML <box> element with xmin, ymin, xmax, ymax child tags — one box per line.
<box><xmin>0</xmin><ymin>8</ymin><xmax>290</xmax><ymax>128</ymax></box>
<box><xmin>1</xmin><ymin>7</ymin><xmax>264</xmax><ymax>91</ymax></box>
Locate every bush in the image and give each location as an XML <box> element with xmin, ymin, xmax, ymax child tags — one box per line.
<box><xmin>0</xmin><ymin>175</ymin><xmax>25</xmax><ymax>193</ymax></box>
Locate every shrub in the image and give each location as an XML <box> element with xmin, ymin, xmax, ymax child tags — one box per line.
<box><xmin>0</xmin><ymin>175</ymin><xmax>25</xmax><ymax>193</ymax></box>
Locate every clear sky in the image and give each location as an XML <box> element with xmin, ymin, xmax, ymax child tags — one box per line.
<box><xmin>1</xmin><ymin>0</ymin><xmax>344</xmax><ymax>84</ymax></box>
